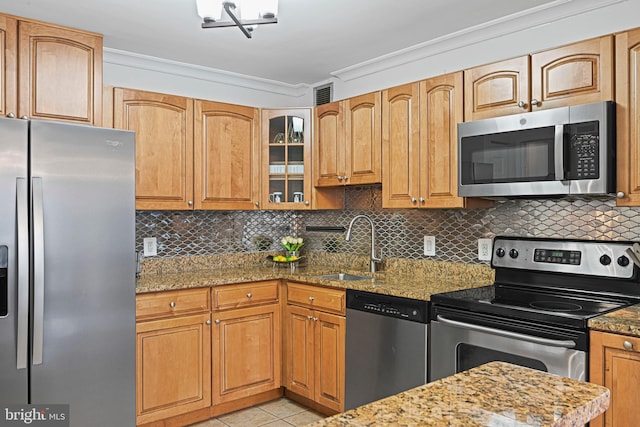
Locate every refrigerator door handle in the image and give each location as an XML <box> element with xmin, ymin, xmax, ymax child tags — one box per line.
<box><xmin>16</xmin><ymin>178</ymin><xmax>28</xmax><ymax>370</ymax></box>
<box><xmin>32</xmin><ymin>177</ymin><xmax>45</xmax><ymax>366</ymax></box>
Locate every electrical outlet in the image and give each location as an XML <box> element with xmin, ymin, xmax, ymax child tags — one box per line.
<box><xmin>143</xmin><ymin>237</ymin><xmax>157</xmax><ymax>257</ymax></box>
<box><xmin>478</xmin><ymin>238</ymin><xmax>492</xmax><ymax>261</ymax></box>
<box><xmin>424</xmin><ymin>236</ymin><xmax>436</xmax><ymax>256</ymax></box>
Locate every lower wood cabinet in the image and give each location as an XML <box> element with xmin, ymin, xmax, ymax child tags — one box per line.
<box><xmin>284</xmin><ymin>282</ymin><xmax>346</xmax><ymax>413</ymax></box>
<box><xmin>135</xmin><ymin>289</ymin><xmax>212</xmax><ymax>426</ymax></box>
<box><xmin>590</xmin><ymin>330</ymin><xmax>640</xmax><ymax>427</ymax></box>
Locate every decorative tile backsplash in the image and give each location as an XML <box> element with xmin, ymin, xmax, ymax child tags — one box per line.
<box><xmin>136</xmin><ymin>186</ymin><xmax>640</xmax><ymax>265</ymax></box>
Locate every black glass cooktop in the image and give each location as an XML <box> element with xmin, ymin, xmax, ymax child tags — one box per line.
<box><xmin>430</xmin><ymin>283</ymin><xmax>636</xmax><ymax>329</ymax></box>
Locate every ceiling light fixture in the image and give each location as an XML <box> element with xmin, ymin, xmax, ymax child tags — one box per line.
<box><xmin>196</xmin><ymin>0</ymin><xmax>278</xmax><ymax>38</ymax></box>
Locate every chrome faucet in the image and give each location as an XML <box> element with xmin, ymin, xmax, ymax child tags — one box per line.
<box><xmin>345</xmin><ymin>214</ymin><xmax>382</xmax><ymax>273</ymax></box>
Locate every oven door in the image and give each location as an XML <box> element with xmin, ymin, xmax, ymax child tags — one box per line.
<box><xmin>430</xmin><ymin>310</ymin><xmax>586</xmax><ymax>382</ymax></box>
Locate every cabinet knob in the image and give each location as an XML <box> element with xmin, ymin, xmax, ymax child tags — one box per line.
<box><xmin>418</xmin><ymin>197</ymin><xmax>425</xmax><ymax>203</ymax></box>
<box><xmin>617</xmin><ymin>192</ymin><xmax>626</xmax><ymax>199</ymax></box>
<box><xmin>255</xmin><ymin>201</ymin><xmax>260</xmax><ymax>207</ymax></box>
<box><xmin>247</xmin><ymin>293</ymin><xmax>253</xmax><ymax>298</ymax></box>
<box><xmin>531</xmin><ymin>99</ymin><xmax>540</xmax><ymax>107</ymax></box>
<box><xmin>206</xmin><ymin>319</ymin><xmax>212</xmax><ymax>325</ymax></box>
<box><xmin>20</xmin><ymin>115</ymin><xmax>28</xmax><ymax>120</ymax></box>
<box><xmin>215</xmin><ymin>319</ymin><xmax>221</xmax><ymax>324</ymax></box>
<box><xmin>517</xmin><ymin>101</ymin><xmax>526</xmax><ymax>109</ymax></box>
<box><xmin>411</xmin><ymin>197</ymin><xmax>417</xmax><ymax>204</ymax></box>
<box><xmin>6</xmin><ymin>112</ymin><xmax>15</xmax><ymax>118</ymax></box>
<box><xmin>337</xmin><ymin>176</ymin><xmax>343</xmax><ymax>181</ymax></box>
<box><xmin>304</xmin><ymin>200</ymin><xmax>310</xmax><ymax>205</ymax></box>
<box><xmin>344</xmin><ymin>176</ymin><xmax>349</xmax><ymax>182</ymax></box>
<box><xmin>313</xmin><ymin>317</ymin><xmax>318</xmax><ymax>322</ymax></box>
<box><xmin>624</xmin><ymin>340</ymin><xmax>634</xmax><ymax>350</ymax></box>
<box><xmin>188</xmin><ymin>200</ymin><xmax>193</xmax><ymax>206</ymax></box>
<box><xmin>308</xmin><ymin>296</ymin><xmax>314</xmax><ymax>302</ymax></box>
<box><xmin>307</xmin><ymin>315</ymin><xmax>313</xmax><ymax>320</ymax></box>
<box><xmin>169</xmin><ymin>301</ymin><xmax>176</xmax><ymax>308</ymax></box>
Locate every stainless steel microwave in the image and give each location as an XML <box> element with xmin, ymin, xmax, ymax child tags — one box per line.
<box><xmin>458</xmin><ymin>101</ymin><xmax>615</xmax><ymax>198</ymax></box>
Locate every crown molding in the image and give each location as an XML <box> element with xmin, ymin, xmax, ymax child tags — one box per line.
<box><xmin>103</xmin><ymin>48</ymin><xmax>310</xmax><ymax>98</ymax></box>
<box><xmin>329</xmin><ymin>0</ymin><xmax>626</xmax><ymax>82</ymax></box>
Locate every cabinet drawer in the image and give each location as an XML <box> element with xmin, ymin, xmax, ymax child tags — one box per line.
<box><xmin>136</xmin><ymin>288</ymin><xmax>210</xmax><ymax>321</ymax></box>
<box><xmin>213</xmin><ymin>280</ymin><xmax>279</xmax><ymax>310</ymax></box>
<box><xmin>287</xmin><ymin>282</ymin><xmax>345</xmax><ymax>314</ymax></box>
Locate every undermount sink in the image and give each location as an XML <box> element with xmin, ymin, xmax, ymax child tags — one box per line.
<box><xmin>317</xmin><ymin>273</ymin><xmax>372</xmax><ymax>281</ymax></box>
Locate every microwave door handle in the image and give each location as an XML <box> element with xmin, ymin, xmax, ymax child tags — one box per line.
<box><xmin>554</xmin><ymin>124</ymin><xmax>565</xmax><ymax>180</ymax></box>
<box><xmin>436</xmin><ymin>315</ymin><xmax>577</xmax><ymax>348</ymax></box>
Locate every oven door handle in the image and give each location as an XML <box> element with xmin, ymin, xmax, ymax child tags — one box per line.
<box><xmin>435</xmin><ymin>315</ymin><xmax>577</xmax><ymax>349</ymax></box>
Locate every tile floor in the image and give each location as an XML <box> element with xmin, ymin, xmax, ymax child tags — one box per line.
<box><xmin>189</xmin><ymin>398</ymin><xmax>326</xmax><ymax>427</ymax></box>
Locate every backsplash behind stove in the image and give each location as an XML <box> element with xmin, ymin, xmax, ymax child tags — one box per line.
<box><xmin>136</xmin><ymin>186</ymin><xmax>640</xmax><ymax>264</ymax></box>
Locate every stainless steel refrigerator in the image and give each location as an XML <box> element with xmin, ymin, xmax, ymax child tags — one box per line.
<box><xmin>0</xmin><ymin>118</ymin><xmax>136</xmax><ymax>426</ymax></box>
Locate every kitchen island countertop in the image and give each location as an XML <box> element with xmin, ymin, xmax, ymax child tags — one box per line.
<box><xmin>306</xmin><ymin>361</ymin><xmax>609</xmax><ymax>427</ymax></box>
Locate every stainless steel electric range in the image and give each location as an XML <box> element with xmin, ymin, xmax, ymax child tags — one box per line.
<box><xmin>430</xmin><ymin>236</ymin><xmax>640</xmax><ymax>382</ymax></box>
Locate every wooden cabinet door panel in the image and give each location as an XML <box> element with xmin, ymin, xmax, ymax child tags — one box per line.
<box><xmin>314</xmin><ymin>101</ymin><xmax>344</xmax><ymax>187</ymax></box>
<box><xmin>615</xmin><ymin>28</ymin><xmax>640</xmax><ymax>206</ymax></box>
<box><xmin>420</xmin><ymin>72</ymin><xmax>465</xmax><ymax>209</ymax></box>
<box><xmin>464</xmin><ymin>56</ymin><xmax>530</xmax><ymax>120</ymax></box>
<box><xmin>314</xmin><ymin>311</ymin><xmax>345</xmax><ymax>412</ymax></box>
<box><xmin>590</xmin><ymin>331</ymin><xmax>640</xmax><ymax>427</ymax></box>
<box><xmin>136</xmin><ymin>313</ymin><xmax>211</xmax><ymax>425</ymax></box>
<box><xmin>212</xmin><ymin>304</ymin><xmax>281</xmax><ymax>404</ymax></box>
<box><xmin>18</xmin><ymin>20</ymin><xmax>102</xmax><ymax>125</ymax></box>
<box><xmin>0</xmin><ymin>15</ymin><xmax>17</xmax><ymax>119</ymax></box>
<box><xmin>194</xmin><ymin>100</ymin><xmax>259</xmax><ymax>210</ymax></box>
<box><xmin>346</xmin><ymin>92</ymin><xmax>381</xmax><ymax>185</ymax></box>
<box><xmin>285</xmin><ymin>305</ymin><xmax>314</xmax><ymax>400</ymax></box>
<box><xmin>114</xmin><ymin>88</ymin><xmax>194</xmax><ymax>210</ymax></box>
<box><xmin>382</xmin><ymin>82</ymin><xmax>420</xmax><ymax>208</ymax></box>
<box><xmin>531</xmin><ymin>35</ymin><xmax>613</xmax><ymax>110</ymax></box>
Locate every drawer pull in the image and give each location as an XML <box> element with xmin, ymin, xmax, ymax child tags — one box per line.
<box><xmin>169</xmin><ymin>301</ymin><xmax>176</xmax><ymax>308</ymax></box>
<box><xmin>308</xmin><ymin>296</ymin><xmax>314</xmax><ymax>302</ymax></box>
<box><xmin>247</xmin><ymin>293</ymin><xmax>253</xmax><ymax>298</ymax></box>
<box><xmin>624</xmin><ymin>340</ymin><xmax>634</xmax><ymax>350</ymax></box>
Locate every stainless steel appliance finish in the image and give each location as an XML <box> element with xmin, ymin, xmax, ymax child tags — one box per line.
<box><xmin>0</xmin><ymin>118</ymin><xmax>136</xmax><ymax>426</ymax></box>
<box><xmin>345</xmin><ymin>290</ymin><xmax>428</xmax><ymax>410</ymax></box>
<box><xmin>458</xmin><ymin>101</ymin><xmax>615</xmax><ymax>198</ymax></box>
<box><xmin>430</xmin><ymin>236</ymin><xmax>640</xmax><ymax>383</ymax></box>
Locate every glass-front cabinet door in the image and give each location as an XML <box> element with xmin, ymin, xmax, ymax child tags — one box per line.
<box><xmin>261</xmin><ymin>109</ymin><xmax>312</xmax><ymax>209</ymax></box>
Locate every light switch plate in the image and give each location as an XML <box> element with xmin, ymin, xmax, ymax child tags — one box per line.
<box><xmin>424</xmin><ymin>236</ymin><xmax>436</xmax><ymax>256</ymax></box>
<box><xmin>478</xmin><ymin>238</ymin><xmax>492</xmax><ymax>261</ymax></box>
<box><xmin>143</xmin><ymin>237</ymin><xmax>157</xmax><ymax>257</ymax></box>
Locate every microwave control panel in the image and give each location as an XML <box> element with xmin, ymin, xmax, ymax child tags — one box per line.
<box><xmin>567</xmin><ymin>121</ymin><xmax>599</xmax><ymax>180</ymax></box>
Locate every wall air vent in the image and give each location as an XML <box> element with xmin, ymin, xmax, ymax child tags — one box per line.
<box><xmin>314</xmin><ymin>83</ymin><xmax>333</xmax><ymax>106</ymax></box>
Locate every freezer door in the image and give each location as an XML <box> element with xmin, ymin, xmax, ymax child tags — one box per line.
<box><xmin>29</xmin><ymin>121</ymin><xmax>136</xmax><ymax>427</ymax></box>
<box><xmin>0</xmin><ymin>117</ymin><xmax>29</xmax><ymax>404</ymax></box>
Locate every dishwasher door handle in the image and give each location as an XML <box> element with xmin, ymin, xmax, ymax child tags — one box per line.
<box><xmin>435</xmin><ymin>315</ymin><xmax>577</xmax><ymax>349</ymax></box>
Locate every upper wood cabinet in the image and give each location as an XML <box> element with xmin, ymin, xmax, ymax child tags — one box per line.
<box><xmin>114</xmin><ymin>88</ymin><xmax>195</xmax><ymax>210</ymax></box>
<box><xmin>382</xmin><ymin>75</ymin><xmax>490</xmax><ymax>209</ymax></box>
<box><xmin>0</xmin><ymin>15</ymin><xmax>17</xmax><ymax>119</ymax></box>
<box><xmin>314</xmin><ymin>92</ymin><xmax>381</xmax><ymax>187</ymax></box>
<box><xmin>0</xmin><ymin>14</ymin><xmax>102</xmax><ymax>125</ymax></box>
<box><xmin>194</xmin><ymin>100</ymin><xmax>260</xmax><ymax>210</ymax></box>
<box><xmin>382</xmin><ymin>82</ymin><xmax>420</xmax><ymax>208</ymax></box>
<box><xmin>590</xmin><ymin>330</ymin><xmax>640</xmax><ymax>427</ymax></box>
<box><xmin>615</xmin><ymin>28</ymin><xmax>640</xmax><ymax>206</ymax></box>
<box><xmin>113</xmin><ymin>88</ymin><xmax>260</xmax><ymax>210</ymax></box>
<box><xmin>465</xmin><ymin>35</ymin><xmax>614</xmax><ymax>120</ymax></box>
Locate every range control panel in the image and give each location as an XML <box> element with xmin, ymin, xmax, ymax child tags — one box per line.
<box><xmin>491</xmin><ymin>237</ymin><xmax>636</xmax><ymax>279</ymax></box>
<box><xmin>346</xmin><ymin>290</ymin><xmax>428</xmax><ymax>323</ymax></box>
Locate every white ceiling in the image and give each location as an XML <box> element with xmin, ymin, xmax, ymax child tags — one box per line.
<box><xmin>3</xmin><ymin>0</ymin><xmax>557</xmax><ymax>86</ymax></box>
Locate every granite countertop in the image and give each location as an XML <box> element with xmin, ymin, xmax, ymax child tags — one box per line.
<box><xmin>588</xmin><ymin>303</ymin><xmax>640</xmax><ymax>336</ymax></box>
<box><xmin>307</xmin><ymin>361</ymin><xmax>609</xmax><ymax>427</ymax></box>
<box><xmin>135</xmin><ymin>259</ymin><xmax>494</xmax><ymax>301</ymax></box>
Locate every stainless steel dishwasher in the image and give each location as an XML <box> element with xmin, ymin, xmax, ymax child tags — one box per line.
<box><xmin>345</xmin><ymin>289</ymin><xmax>429</xmax><ymax>410</ymax></box>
